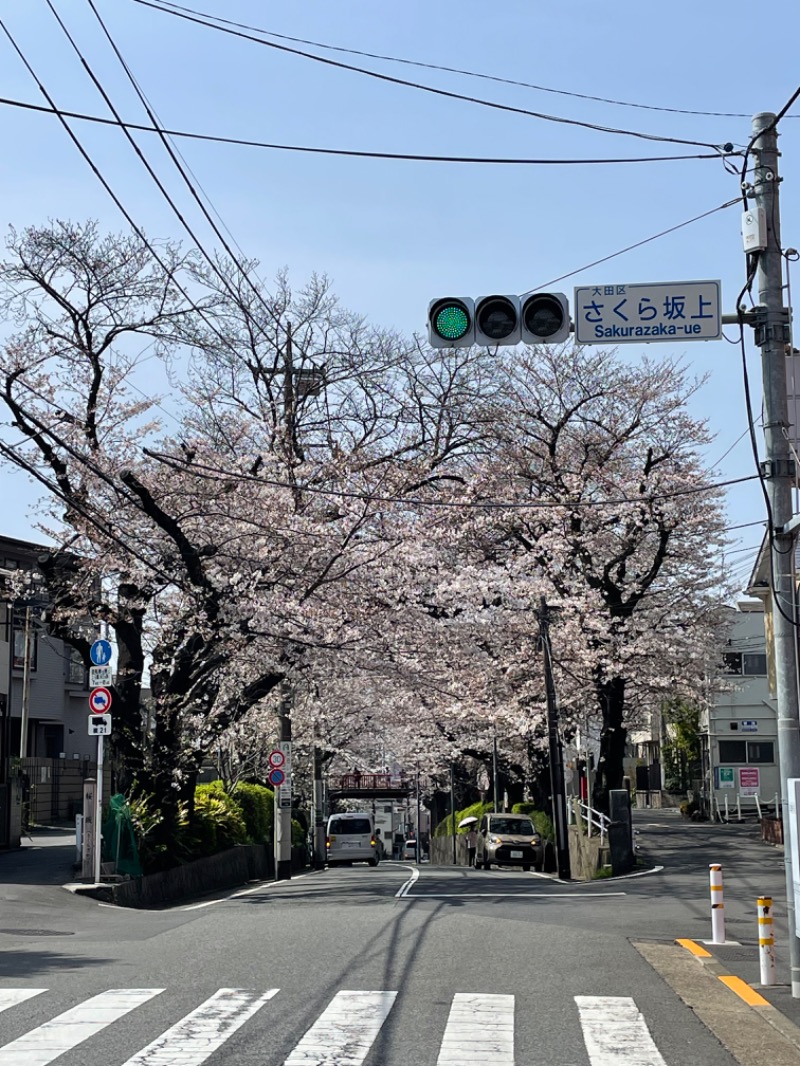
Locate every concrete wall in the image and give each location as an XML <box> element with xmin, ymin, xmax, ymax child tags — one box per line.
<box><xmin>430</xmin><ymin>834</ymin><xmax>468</xmax><ymax>866</ymax></box>
<box><xmin>568</xmin><ymin>825</ymin><xmax>609</xmax><ymax>881</ymax></box>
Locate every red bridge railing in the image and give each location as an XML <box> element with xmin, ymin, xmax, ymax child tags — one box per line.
<box><xmin>335</xmin><ymin>773</ymin><xmax>408</xmax><ymax>790</ymax></box>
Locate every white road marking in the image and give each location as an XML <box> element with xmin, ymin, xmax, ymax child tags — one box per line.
<box><xmin>576</xmin><ymin>995</ymin><xmax>668</xmax><ymax>1066</ymax></box>
<box><xmin>121</xmin><ymin>987</ymin><xmax>278</xmax><ymax>1065</ymax></box>
<box><xmin>0</xmin><ymin>988</ymin><xmax>163</xmax><ymax>1066</ymax></box>
<box><xmin>283</xmin><ymin>990</ymin><xmax>397</xmax><ymax>1065</ymax></box>
<box><xmin>395</xmin><ymin>865</ymin><xmax>420</xmax><ymax>897</ymax></box>
<box><xmin>0</xmin><ymin>989</ymin><xmax>46</xmax><ymax>1013</ymax></box>
<box><xmin>181</xmin><ymin>870</ymin><xmax>319</xmax><ymax>910</ymax></box>
<box><xmin>403</xmin><ymin>891</ymin><xmax>626</xmax><ymax>899</ymax></box>
<box><xmin>436</xmin><ymin>993</ymin><xmax>514</xmax><ymax>1065</ymax></box>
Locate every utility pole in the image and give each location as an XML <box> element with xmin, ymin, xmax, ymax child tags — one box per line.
<box><xmin>19</xmin><ymin>607</ymin><xmax>32</xmax><ymax>758</ymax></box>
<box><xmin>492</xmin><ymin>729</ymin><xmax>500</xmax><ymax>811</ymax></box>
<box><xmin>275</xmin><ymin>679</ymin><xmax>293</xmax><ymax>880</ymax></box>
<box><xmin>450</xmin><ymin>763</ymin><xmax>457</xmax><ymax>866</ymax></box>
<box><xmin>538</xmin><ymin>597</ymin><xmax>571</xmax><ymax>881</ymax></box>
<box><xmin>750</xmin><ymin>111</ymin><xmax>800</xmax><ymax>997</ymax></box>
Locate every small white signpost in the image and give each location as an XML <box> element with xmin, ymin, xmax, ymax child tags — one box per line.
<box><xmin>89</xmin><ymin>664</ymin><xmax>113</xmax><ymax>687</ymax></box>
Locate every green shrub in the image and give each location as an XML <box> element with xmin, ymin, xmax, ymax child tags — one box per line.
<box><xmin>234</xmin><ymin>782</ymin><xmax>274</xmax><ymax>842</ymax></box>
<box><xmin>291</xmin><ymin>818</ymin><xmax>307</xmax><ymax>848</ymax></box>
<box><xmin>175</xmin><ymin>783</ymin><xmax>248</xmax><ymax>859</ymax></box>
<box><xmin>512</xmin><ymin>802</ymin><xmax>554</xmax><ymax>842</ymax></box>
<box><xmin>434</xmin><ymin>800</ymin><xmax>493</xmax><ymax>837</ymax></box>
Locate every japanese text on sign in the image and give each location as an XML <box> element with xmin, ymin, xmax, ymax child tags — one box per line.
<box><xmin>574</xmin><ymin>281</ymin><xmax>721</xmax><ymax>344</ymax></box>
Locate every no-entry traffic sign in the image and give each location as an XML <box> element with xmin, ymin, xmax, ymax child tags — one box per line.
<box><xmin>89</xmin><ymin>687</ymin><xmax>113</xmax><ymax>714</ymax></box>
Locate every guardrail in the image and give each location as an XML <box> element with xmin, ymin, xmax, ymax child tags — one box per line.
<box><xmin>569</xmin><ymin>797</ymin><xmax>610</xmax><ymax>845</ymax></box>
<box><xmin>334</xmin><ymin>773</ymin><xmax>409</xmax><ymax>790</ymax></box>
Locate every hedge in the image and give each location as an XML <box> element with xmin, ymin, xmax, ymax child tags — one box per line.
<box><xmin>234</xmin><ymin>782</ymin><xmax>274</xmax><ymax>842</ymax></box>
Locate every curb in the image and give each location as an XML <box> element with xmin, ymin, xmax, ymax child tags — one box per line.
<box><xmin>675</xmin><ymin>938</ymin><xmax>800</xmax><ymax>1052</ymax></box>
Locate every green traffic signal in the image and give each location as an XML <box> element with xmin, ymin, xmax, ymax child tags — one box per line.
<box><xmin>433</xmin><ymin>301</ymin><xmax>471</xmax><ymax>341</ymax></box>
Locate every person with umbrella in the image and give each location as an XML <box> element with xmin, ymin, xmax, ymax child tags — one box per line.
<box><xmin>459</xmin><ymin>816</ymin><xmax>478</xmax><ymax>867</ymax></box>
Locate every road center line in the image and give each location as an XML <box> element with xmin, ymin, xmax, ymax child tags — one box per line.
<box><xmin>395</xmin><ymin>865</ymin><xmax>420</xmax><ymax>897</ymax></box>
<box><xmin>402</xmin><ymin>891</ymin><xmax>627</xmax><ymax>899</ymax></box>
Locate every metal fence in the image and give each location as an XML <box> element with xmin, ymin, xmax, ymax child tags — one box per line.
<box><xmin>17</xmin><ymin>757</ymin><xmax>110</xmax><ymax>826</ymax></box>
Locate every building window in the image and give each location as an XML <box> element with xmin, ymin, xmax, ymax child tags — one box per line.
<box><xmin>12</xmin><ymin>624</ymin><xmax>37</xmax><ymax>671</ymax></box>
<box><xmin>721</xmin><ymin>651</ymin><xmax>767</xmax><ymax>676</ymax></box>
<box><xmin>719</xmin><ymin>740</ymin><xmax>747</xmax><ymax>762</ymax></box>
<box><xmin>718</xmin><ymin>739</ymin><xmax>774</xmax><ymax>764</ymax></box>
<box><xmin>67</xmin><ymin>647</ymin><xmax>86</xmax><ymax>686</ymax></box>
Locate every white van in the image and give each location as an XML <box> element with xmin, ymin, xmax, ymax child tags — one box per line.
<box><xmin>326</xmin><ymin>812</ymin><xmax>380</xmax><ymax>867</ymax></box>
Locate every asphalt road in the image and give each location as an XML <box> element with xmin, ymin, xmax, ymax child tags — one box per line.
<box><xmin>0</xmin><ymin>810</ymin><xmax>796</xmax><ymax>1065</ymax></box>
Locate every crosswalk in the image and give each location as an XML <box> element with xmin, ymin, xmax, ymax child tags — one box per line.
<box><xmin>0</xmin><ymin>986</ymin><xmax>673</xmax><ymax>1064</ymax></box>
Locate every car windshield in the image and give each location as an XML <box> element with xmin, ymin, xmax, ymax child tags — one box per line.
<box><xmin>329</xmin><ymin>818</ymin><xmax>372</xmax><ymax>835</ymax></box>
<box><xmin>489</xmin><ymin>818</ymin><xmax>535</xmax><ymax>835</ymax></box>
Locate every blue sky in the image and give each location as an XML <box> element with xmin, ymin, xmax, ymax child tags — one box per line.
<box><xmin>1</xmin><ymin>0</ymin><xmax>799</xmax><ymax>590</ymax></box>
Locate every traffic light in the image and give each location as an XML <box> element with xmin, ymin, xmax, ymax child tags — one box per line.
<box><xmin>520</xmin><ymin>292</ymin><xmax>570</xmax><ymax>344</ymax></box>
<box><xmin>428</xmin><ymin>297</ymin><xmax>474</xmax><ymax>348</ymax></box>
<box><xmin>474</xmin><ymin>295</ymin><xmax>520</xmax><ymax>346</ymax></box>
<box><xmin>428</xmin><ymin>292</ymin><xmax>570</xmax><ymax>348</ymax></box>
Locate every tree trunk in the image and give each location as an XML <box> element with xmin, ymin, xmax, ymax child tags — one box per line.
<box><xmin>592</xmin><ymin>676</ymin><xmax>627</xmax><ymax>813</ymax></box>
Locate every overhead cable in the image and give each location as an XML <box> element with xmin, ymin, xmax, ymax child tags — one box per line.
<box><xmin>0</xmin><ymin>95</ymin><xmax>735</xmax><ymax>166</ymax></box>
<box><xmin>133</xmin><ymin>0</ymin><xmax>726</xmax><ymax>150</ymax></box>
<box><xmin>142</xmin><ymin>1</ymin><xmax>792</xmax><ymax>121</ymax></box>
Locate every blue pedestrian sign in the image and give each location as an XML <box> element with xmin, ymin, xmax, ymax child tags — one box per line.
<box><xmin>574</xmin><ymin>280</ymin><xmax>721</xmax><ymax>345</ymax></box>
<box><xmin>90</xmin><ymin>639</ymin><xmax>113</xmax><ymax>666</ymax></box>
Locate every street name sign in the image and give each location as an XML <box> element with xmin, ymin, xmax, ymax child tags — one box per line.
<box><xmin>89</xmin><ymin>639</ymin><xmax>113</xmax><ymax>666</ymax></box>
<box><xmin>89</xmin><ymin>664</ymin><xmax>113</xmax><ymax>687</ymax></box>
<box><xmin>88</xmin><ymin>713</ymin><xmax>112</xmax><ymax>736</ymax></box>
<box><xmin>89</xmin><ymin>687</ymin><xmax>113</xmax><ymax>713</ymax></box>
<box><xmin>574</xmin><ymin>280</ymin><xmax>721</xmax><ymax>344</ymax></box>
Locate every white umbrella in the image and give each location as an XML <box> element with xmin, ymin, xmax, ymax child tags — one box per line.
<box><xmin>458</xmin><ymin>816</ymin><xmax>478</xmax><ymax>828</ymax></box>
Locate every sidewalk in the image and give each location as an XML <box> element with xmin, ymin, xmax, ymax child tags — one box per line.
<box><xmin>635</xmin><ymin>808</ymin><xmax>800</xmax><ymax>1042</ymax></box>
<box><xmin>0</xmin><ymin>824</ymin><xmax>77</xmax><ymax>886</ymax></box>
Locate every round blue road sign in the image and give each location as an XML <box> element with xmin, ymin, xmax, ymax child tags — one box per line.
<box><xmin>90</xmin><ymin>639</ymin><xmax>112</xmax><ymax>666</ymax></box>
<box><xmin>268</xmin><ymin>768</ymin><xmax>286</xmax><ymax>786</ymax></box>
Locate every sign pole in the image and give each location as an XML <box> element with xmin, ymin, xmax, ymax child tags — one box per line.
<box><xmin>94</xmin><ymin>731</ymin><xmax>103</xmax><ymax>884</ymax></box>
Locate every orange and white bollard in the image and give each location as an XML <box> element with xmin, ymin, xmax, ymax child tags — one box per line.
<box><xmin>758</xmin><ymin>896</ymin><xmax>776</xmax><ymax>986</ymax></box>
<box><xmin>710</xmin><ymin>864</ymin><xmax>726</xmax><ymax>944</ymax></box>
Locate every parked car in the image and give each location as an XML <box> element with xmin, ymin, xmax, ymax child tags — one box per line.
<box><xmin>326</xmin><ymin>812</ymin><xmax>380</xmax><ymax>867</ymax></box>
<box><xmin>476</xmin><ymin>813</ymin><xmax>543</xmax><ymax>871</ymax></box>
<box><xmin>402</xmin><ymin>838</ymin><xmax>426</xmax><ymax>861</ymax></box>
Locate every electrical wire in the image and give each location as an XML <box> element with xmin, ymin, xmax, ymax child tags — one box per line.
<box><xmin>46</xmin><ymin>0</ymin><xmax>283</xmax><ymax>340</ymax></box>
<box><xmin>531</xmin><ymin>199</ymin><xmax>739</xmax><ymax>291</ymax></box>
<box><xmin>143</xmin><ymin>1</ymin><xmax>795</xmax><ymax>122</ymax></box>
<box><xmin>144</xmin><ymin>447</ymin><xmax>758</xmax><ymax>511</ymax></box>
<box><xmin>0</xmin><ymin>95</ymin><xmax>734</xmax><ymax>166</ymax></box>
<box><xmin>133</xmin><ymin>0</ymin><xmax>727</xmax><ymax>151</ymax></box>
<box><xmin>0</xmin><ymin>17</ymin><xmax>250</xmax><ymax>372</ymax></box>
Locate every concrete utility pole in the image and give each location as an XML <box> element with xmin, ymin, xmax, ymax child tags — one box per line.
<box><xmin>275</xmin><ymin>680</ymin><xmax>293</xmax><ymax>881</ymax></box>
<box><xmin>492</xmin><ymin>730</ymin><xmax>499</xmax><ymax>811</ymax></box>
<box><xmin>750</xmin><ymin>112</ymin><xmax>800</xmax><ymax>997</ymax></box>
<box><xmin>537</xmin><ymin>598</ymin><xmax>571</xmax><ymax>881</ymax></box>
<box><xmin>19</xmin><ymin>607</ymin><xmax>32</xmax><ymax>758</ymax></box>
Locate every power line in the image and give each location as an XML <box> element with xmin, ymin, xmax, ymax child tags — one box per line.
<box><xmin>144</xmin><ymin>1</ymin><xmax>792</xmax><ymax>122</ymax></box>
<box><xmin>0</xmin><ymin>95</ymin><xmax>734</xmax><ymax>166</ymax></box>
<box><xmin>145</xmin><ymin>448</ymin><xmax>758</xmax><ymax>511</ymax></box>
<box><xmin>531</xmin><ymin>199</ymin><xmax>739</xmax><ymax>291</ymax></box>
<box><xmin>133</xmin><ymin>0</ymin><xmax>727</xmax><ymax>151</ymax></box>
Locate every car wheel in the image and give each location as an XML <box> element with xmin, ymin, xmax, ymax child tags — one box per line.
<box><xmin>483</xmin><ymin>857</ymin><xmax>491</xmax><ymax>870</ymax></box>
<box><xmin>522</xmin><ymin>864</ymin><xmax>531</xmax><ymax>872</ymax></box>
<box><xmin>368</xmin><ymin>857</ymin><xmax>379</xmax><ymax>867</ymax></box>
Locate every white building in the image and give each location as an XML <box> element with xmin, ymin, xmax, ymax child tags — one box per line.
<box><xmin>704</xmin><ymin>599</ymin><xmax>778</xmax><ymax>814</ymax></box>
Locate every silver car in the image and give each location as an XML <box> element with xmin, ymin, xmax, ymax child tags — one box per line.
<box><xmin>476</xmin><ymin>813</ymin><xmax>543</xmax><ymax>872</ymax></box>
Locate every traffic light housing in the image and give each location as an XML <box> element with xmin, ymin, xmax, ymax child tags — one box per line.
<box><xmin>428</xmin><ymin>297</ymin><xmax>474</xmax><ymax>348</ymax></box>
<box><xmin>520</xmin><ymin>292</ymin><xmax>570</xmax><ymax>344</ymax></box>
<box><xmin>428</xmin><ymin>293</ymin><xmax>570</xmax><ymax>348</ymax></box>
<box><xmin>474</xmin><ymin>295</ymin><xmax>521</xmax><ymax>346</ymax></box>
